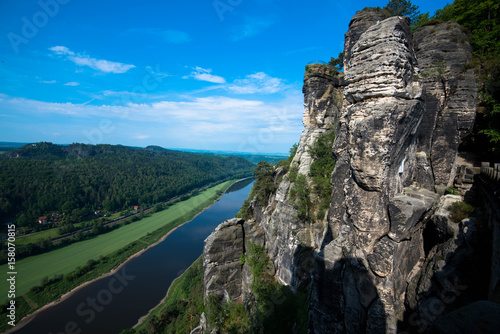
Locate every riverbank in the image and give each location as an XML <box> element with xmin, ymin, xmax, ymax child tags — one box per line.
<box><xmin>132</xmin><ymin>256</ymin><xmax>203</xmax><ymax>330</ymax></box>
<box><xmin>1</xmin><ymin>179</ymin><xmax>244</xmax><ymax>334</ymax></box>
<box><xmin>130</xmin><ymin>256</ymin><xmax>205</xmax><ymax>334</ymax></box>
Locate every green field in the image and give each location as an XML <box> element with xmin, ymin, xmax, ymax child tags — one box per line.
<box><xmin>0</xmin><ymin>180</ymin><xmax>233</xmax><ymax>301</ymax></box>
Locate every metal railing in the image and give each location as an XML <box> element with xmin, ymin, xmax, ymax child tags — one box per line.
<box><xmin>307</xmin><ymin>60</ymin><xmax>327</xmax><ymax>65</ymax></box>
<box><xmin>481</xmin><ymin>162</ymin><xmax>500</xmax><ymax>183</ymax></box>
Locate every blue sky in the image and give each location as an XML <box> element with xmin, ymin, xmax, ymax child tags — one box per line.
<box><xmin>0</xmin><ymin>0</ymin><xmax>451</xmax><ymax>154</ymax></box>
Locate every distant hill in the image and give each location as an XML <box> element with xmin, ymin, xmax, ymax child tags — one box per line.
<box><xmin>0</xmin><ymin>142</ymin><xmax>286</xmax><ymax>164</ymax></box>
<box><xmin>0</xmin><ymin>142</ymin><xmax>28</xmax><ymax>153</ymax></box>
<box><xmin>0</xmin><ymin>142</ymin><xmax>255</xmax><ymax>226</ymax></box>
<box><xmin>178</xmin><ymin>148</ymin><xmax>287</xmax><ymax>165</ymax></box>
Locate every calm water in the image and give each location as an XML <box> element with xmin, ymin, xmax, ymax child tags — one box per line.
<box><xmin>12</xmin><ymin>179</ymin><xmax>253</xmax><ymax>334</ymax></box>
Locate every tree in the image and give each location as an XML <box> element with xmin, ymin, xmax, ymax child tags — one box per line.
<box><xmin>253</xmin><ymin>161</ymin><xmax>276</xmax><ymax>206</ymax></box>
<box><xmin>288</xmin><ymin>143</ymin><xmax>298</xmax><ymax>162</ymax></box>
<box><xmin>384</xmin><ymin>0</ymin><xmax>420</xmax><ymax>21</ymax></box>
<box><xmin>328</xmin><ymin>52</ymin><xmax>344</xmax><ymax>71</ymax></box>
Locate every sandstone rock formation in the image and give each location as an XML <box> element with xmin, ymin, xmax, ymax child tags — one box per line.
<box><xmin>201</xmin><ymin>8</ymin><xmax>482</xmax><ymax>334</ymax></box>
<box><xmin>414</xmin><ymin>21</ymin><xmax>477</xmax><ymax>193</ymax></box>
<box><xmin>203</xmin><ymin>218</ymin><xmax>245</xmax><ymax>303</ymax></box>
<box><xmin>309</xmin><ymin>16</ymin><xmax>434</xmax><ymax>333</ymax></box>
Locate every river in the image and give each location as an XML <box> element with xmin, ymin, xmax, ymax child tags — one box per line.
<box><xmin>11</xmin><ymin>179</ymin><xmax>253</xmax><ymax>334</ymax></box>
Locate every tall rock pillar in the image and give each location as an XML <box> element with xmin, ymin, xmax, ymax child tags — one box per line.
<box><xmin>309</xmin><ymin>16</ymin><xmax>429</xmax><ymax>333</ymax></box>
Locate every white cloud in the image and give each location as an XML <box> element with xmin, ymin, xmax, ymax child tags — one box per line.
<box><xmin>49</xmin><ymin>46</ymin><xmax>135</xmax><ymax>74</ymax></box>
<box><xmin>49</xmin><ymin>46</ymin><xmax>74</xmax><ymax>55</ymax></box>
<box><xmin>64</xmin><ymin>81</ymin><xmax>80</xmax><ymax>86</ymax></box>
<box><xmin>227</xmin><ymin>72</ymin><xmax>287</xmax><ymax>94</ymax></box>
<box><xmin>186</xmin><ymin>67</ymin><xmax>226</xmax><ymax>84</ymax></box>
<box><xmin>40</xmin><ymin>80</ymin><xmax>56</xmax><ymax>84</ymax></box>
<box><xmin>0</xmin><ymin>92</ymin><xmax>304</xmax><ymax>153</ymax></box>
<box><xmin>134</xmin><ymin>134</ymin><xmax>150</xmax><ymax>140</ymax></box>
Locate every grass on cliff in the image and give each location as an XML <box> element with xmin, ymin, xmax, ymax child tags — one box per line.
<box><xmin>448</xmin><ymin>201</ymin><xmax>474</xmax><ymax>223</ymax></box>
<box><xmin>288</xmin><ymin>129</ymin><xmax>336</xmax><ymax>222</ymax></box>
<box><xmin>0</xmin><ymin>180</ymin><xmax>236</xmax><ymax>333</ymax></box>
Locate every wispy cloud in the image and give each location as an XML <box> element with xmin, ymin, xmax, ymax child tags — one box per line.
<box><xmin>134</xmin><ymin>134</ymin><xmax>150</xmax><ymax>140</ymax></box>
<box><xmin>129</xmin><ymin>28</ymin><xmax>191</xmax><ymax>44</ymax></box>
<box><xmin>0</xmin><ymin>94</ymin><xmax>301</xmax><ymax>130</ymax></box>
<box><xmin>64</xmin><ymin>81</ymin><xmax>80</xmax><ymax>86</ymax></box>
<box><xmin>232</xmin><ymin>17</ymin><xmax>274</xmax><ymax>41</ymax></box>
<box><xmin>185</xmin><ymin>67</ymin><xmax>226</xmax><ymax>84</ymax></box>
<box><xmin>40</xmin><ymin>79</ymin><xmax>56</xmax><ymax>84</ymax></box>
<box><xmin>49</xmin><ymin>46</ymin><xmax>135</xmax><ymax>74</ymax></box>
<box><xmin>227</xmin><ymin>72</ymin><xmax>287</xmax><ymax>94</ymax></box>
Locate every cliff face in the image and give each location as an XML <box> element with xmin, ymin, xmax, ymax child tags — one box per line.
<box><xmin>202</xmin><ymin>64</ymin><xmax>343</xmax><ymax>306</ymax></box>
<box><xmin>413</xmin><ymin>21</ymin><xmax>477</xmax><ymax>193</ymax></box>
<box><xmin>202</xmin><ymin>9</ymin><xmax>481</xmax><ymax>334</ymax></box>
<box><xmin>310</xmin><ymin>16</ymin><xmax>431</xmax><ymax>333</ymax></box>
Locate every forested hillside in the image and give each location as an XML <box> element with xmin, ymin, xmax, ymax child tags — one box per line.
<box><xmin>0</xmin><ymin>142</ymin><xmax>254</xmax><ymax>227</ymax></box>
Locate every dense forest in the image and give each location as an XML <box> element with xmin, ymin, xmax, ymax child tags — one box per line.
<box><xmin>0</xmin><ymin>142</ymin><xmax>254</xmax><ymax>227</ymax></box>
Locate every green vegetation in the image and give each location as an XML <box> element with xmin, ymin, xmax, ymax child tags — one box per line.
<box><xmin>290</xmin><ymin>174</ymin><xmax>313</xmax><ymax>221</ymax></box>
<box><xmin>236</xmin><ymin>144</ymin><xmax>298</xmax><ymax>220</ymax></box>
<box><xmin>309</xmin><ymin>130</ymin><xmax>336</xmax><ymax>220</ymax></box>
<box><xmin>0</xmin><ymin>142</ymin><xmax>254</xmax><ymax>228</ymax></box>
<box><xmin>0</xmin><ymin>181</ymin><xmax>236</xmax><ymax>332</ymax></box>
<box><xmin>275</xmin><ymin>142</ymin><xmax>298</xmax><ymax>173</ymax></box>
<box><xmin>384</xmin><ymin>0</ymin><xmax>421</xmax><ymax>27</ymax></box>
<box><xmin>448</xmin><ymin>201</ymin><xmax>474</xmax><ymax>223</ymax></box>
<box><xmin>445</xmin><ymin>186</ymin><xmax>460</xmax><ymax>196</ymax></box>
<box><xmin>250</xmin><ymin>161</ymin><xmax>276</xmax><ymax>207</ymax></box>
<box><xmin>328</xmin><ymin>52</ymin><xmax>344</xmax><ymax>71</ymax></box>
<box><xmin>0</xmin><ymin>188</ymin><xmax>212</xmax><ymax>265</ymax></box>
<box><xmin>0</xmin><ymin>180</ymin><xmax>233</xmax><ymax>300</ymax></box>
<box><xmin>288</xmin><ymin>130</ymin><xmax>336</xmax><ymax>222</ymax></box>
<box><xmin>361</xmin><ymin>0</ymin><xmax>425</xmax><ymax>30</ymax></box>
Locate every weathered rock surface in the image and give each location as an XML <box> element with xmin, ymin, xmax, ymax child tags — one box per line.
<box><xmin>258</xmin><ymin>63</ymin><xmax>343</xmax><ymax>289</ymax></box>
<box><xmin>344</xmin><ymin>17</ymin><xmax>421</xmax><ymax>103</ymax></box>
<box><xmin>414</xmin><ymin>21</ymin><xmax>477</xmax><ymax>193</ymax></box>
<box><xmin>296</xmin><ymin>64</ymin><xmax>342</xmax><ymax>176</ymax></box>
<box><xmin>310</xmin><ymin>16</ymin><xmax>429</xmax><ymax>334</ymax></box>
<box><xmin>203</xmin><ymin>218</ymin><xmax>245</xmax><ymax>302</ymax></box>
<box><xmin>202</xmin><ymin>9</ymin><xmax>483</xmax><ymax>334</ymax></box>
<box><xmin>344</xmin><ymin>8</ymin><xmax>390</xmax><ymax>68</ymax></box>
